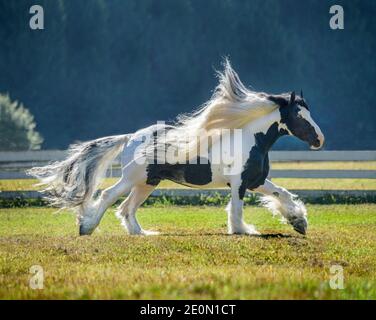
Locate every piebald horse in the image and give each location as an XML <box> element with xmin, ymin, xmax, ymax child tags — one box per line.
<box><xmin>28</xmin><ymin>60</ymin><xmax>324</xmax><ymax>236</ymax></box>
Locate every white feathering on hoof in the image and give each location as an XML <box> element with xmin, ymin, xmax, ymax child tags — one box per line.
<box><xmin>225</xmin><ymin>200</ymin><xmax>260</xmax><ymax>235</ymax></box>
<box><xmin>259</xmin><ymin>195</ymin><xmax>307</xmax><ymax>223</ymax></box>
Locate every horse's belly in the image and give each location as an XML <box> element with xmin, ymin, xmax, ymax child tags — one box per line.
<box><xmin>171</xmin><ymin>163</ymin><xmax>229</xmax><ymax>189</ymax></box>
<box><xmin>145</xmin><ymin>159</ymin><xmax>229</xmax><ymax>188</ymax></box>
<box><xmin>175</xmin><ymin>178</ymin><xmax>228</xmax><ymax>189</ymax></box>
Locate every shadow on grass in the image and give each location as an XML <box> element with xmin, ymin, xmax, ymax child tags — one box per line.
<box><xmin>161</xmin><ymin>231</ymin><xmax>297</xmax><ymax>239</ymax></box>
<box><xmin>258</xmin><ymin>233</ymin><xmax>295</xmax><ymax>239</ymax></box>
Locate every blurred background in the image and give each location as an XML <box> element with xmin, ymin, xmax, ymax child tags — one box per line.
<box><xmin>0</xmin><ymin>0</ymin><xmax>375</xmax><ymax>151</ymax></box>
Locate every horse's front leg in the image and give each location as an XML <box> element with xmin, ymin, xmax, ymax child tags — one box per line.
<box><xmin>255</xmin><ymin>179</ymin><xmax>308</xmax><ymax>235</ymax></box>
<box><xmin>226</xmin><ymin>182</ymin><xmax>260</xmax><ymax>235</ymax></box>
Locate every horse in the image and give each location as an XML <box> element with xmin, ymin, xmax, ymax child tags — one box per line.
<box><xmin>28</xmin><ymin>59</ymin><xmax>324</xmax><ymax>236</ymax></box>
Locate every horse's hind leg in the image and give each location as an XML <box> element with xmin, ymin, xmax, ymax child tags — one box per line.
<box><xmin>116</xmin><ymin>184</ymin><xmax>158</xmax><ymax>235</ymax></box>
<box><xmin>79</xmin><ymin>176</ymin><xmax>133</xmax><ymax>235</ymax></box>
<box><xmin>79</xmin><ymin>158</ymin><xmax>149</xmax><ymax>235</ymax></box>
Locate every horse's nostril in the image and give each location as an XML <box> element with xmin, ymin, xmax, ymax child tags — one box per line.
<box><xmin>310</xmin><ymin>137</ymin><xmax>323</xmax><ymax>150</ymax></box>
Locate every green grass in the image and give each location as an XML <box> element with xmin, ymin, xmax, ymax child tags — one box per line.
<box><xmin>1</xmin><ymin>178</ymin><xmax>376</xmax><ymax>191</ymax></box>
<box><xmin>1</xmin><ymin>204</ymin><xmax>376</xmax><ymax>299</ymax></box>
<box><xmin>271</xmin><ymin>161</ymin><xmax>376</xmax><ymax>170</ymax></box>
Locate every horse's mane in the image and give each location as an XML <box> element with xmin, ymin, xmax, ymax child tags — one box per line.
<box><xmin>148</xmin><ymin>59</ymin><xmax>278</xmax><ymax>162</ymax></box>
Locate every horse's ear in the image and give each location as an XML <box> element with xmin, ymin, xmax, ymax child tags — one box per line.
<box><xmin>290</xmin><ymin>91</ymin><xmax>296</xmax><ymax>104</ymax></box>
<box><xmin>300</xmin><ymin>89</ymin><xmax>303</xmax><ymax>99</ymax></box>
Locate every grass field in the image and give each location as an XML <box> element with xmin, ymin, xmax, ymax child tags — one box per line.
<box><xmin>1</xmin><ymin>204</ymin><xmax>376</xmax><ymax>299</ymax></box>
<box><xmin>271</xmin><ymin>161</ymin><xmax>376</xmax><ymax>170</ymax></box>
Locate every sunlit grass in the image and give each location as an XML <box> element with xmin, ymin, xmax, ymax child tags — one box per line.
<box><xmin>271</xmin><ymin>161</ymin><xmax>376</xmax><ymax>170</ymax></box>
<box><xmin>0</xmin><ymin>204</ymin><xmax>375</xmax><ymax>299</ymax></box>
<box><xmin>268</xmin><ymin>178</ymin><xmax>376</xmax><ymax>190</ymax></box>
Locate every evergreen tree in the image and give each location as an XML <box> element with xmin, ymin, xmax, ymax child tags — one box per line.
<box><xmin>0</xmin><ymin>93</ymin><xmax>43</xmax><ymax>150</ymax></box>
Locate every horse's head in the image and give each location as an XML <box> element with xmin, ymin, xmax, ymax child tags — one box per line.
<box><xmin>270</xmin><ymin>91</ymin><xmax>324</xmax><ymax>150</ymax></box>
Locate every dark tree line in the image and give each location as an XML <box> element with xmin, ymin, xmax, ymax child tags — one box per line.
<box><xmin>0</xmin><ymin>0</ymin><xmax>375</xmax><ymax>150</ymax></box>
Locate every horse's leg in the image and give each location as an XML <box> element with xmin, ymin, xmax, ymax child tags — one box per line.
<box><xmin>79</xmin><ymin>176</ymin><xmax>133</xmax><ymax>235</ymax></box>
<box><xmin>116</xmin><ymin>184</ymin><xmax>158</xmax><ymax>235</ymax></box>
<box><xmin>79</xmin><ymin>158</ymin><xmax>149</xmax><ymax>235</ymax></box>
<box><xmin>255</xmin><ymin>179</ymin><xmax>307</xmax><ymax>234</ymax></box>
<box><xmin>226</xmin><ymin>182</ymin><xmax>260</xmax><ymax>235</ymax></box>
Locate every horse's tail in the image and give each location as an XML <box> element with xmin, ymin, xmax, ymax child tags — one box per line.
<box><xmin>27</xmin><ymin>134</ymin><xmax>131</xmax><ymax>213</ymax></box>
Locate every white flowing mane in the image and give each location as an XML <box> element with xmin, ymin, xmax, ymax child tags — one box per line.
<box><xmin>149</xmin><ymin>59</ymin><xmax>278</xmax><ymax>162</ymax></box>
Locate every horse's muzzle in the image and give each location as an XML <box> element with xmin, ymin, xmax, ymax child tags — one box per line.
<box><xmin>310</xmin><ymin>133</ymin><xmax>325</xmax><ymax>150</ymax></box>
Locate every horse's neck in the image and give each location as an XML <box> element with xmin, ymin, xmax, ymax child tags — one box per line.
<box><xmin>243</xmin><ymin>108</ymin><xmax>284</xmax><ymax>153</ymax></box>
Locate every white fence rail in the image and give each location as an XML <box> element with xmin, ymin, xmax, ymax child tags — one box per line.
<box><xmin>1</xmin><ymin>150</ymin><xmax>376</xmax><ymax>162</ymax></box>
<box><xmin>0</xmin><ymin>150</ymin><xmax>375</xmax><ymax>180</ymax></box>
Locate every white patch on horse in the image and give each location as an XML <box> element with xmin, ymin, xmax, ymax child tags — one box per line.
<box><xmin>298</xmin><ymin>107</ymin><xmax>325</xmax><ymax>149</ymax></box>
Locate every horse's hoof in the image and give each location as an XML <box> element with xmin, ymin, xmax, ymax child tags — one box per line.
<box><xmin>79</xmin><ymin>224</ymin><xmax>94</xmax><ymax>236</ymax></box>
<box><xmin>293</xmin><ymin>226</ymin><xmax>306</xmax><ymax>235</ymax></box>
<box><xmin>291</xmin><ymin>217</ymin><xmax>308</xmax><ymax>235</ymax></box>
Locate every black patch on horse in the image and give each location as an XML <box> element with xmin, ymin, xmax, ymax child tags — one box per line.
<box><xmin>146</xmin><ymin>157</ymin><xmax>212</xmax><ymax>186</ymax></box>
<box><xmin>238</xmin><ymin>122</ymin><xmax>286</xmax><ymax>199</ymax></box>
<box><xmin>267</xmin><ymin>93</ymin><xmax>308</xmax><ymax>110</ymax></box>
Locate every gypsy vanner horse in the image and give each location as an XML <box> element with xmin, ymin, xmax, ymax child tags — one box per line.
<box><xmin>28</xmin><ymin>60</ymin><xmax>324</xmax><ymax>236</ymax></box>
